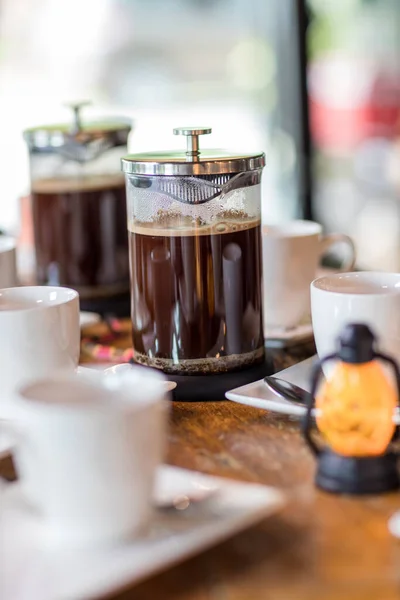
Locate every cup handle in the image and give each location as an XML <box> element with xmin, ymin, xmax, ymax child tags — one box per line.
<box><xmin>0</xmin><ymin>420</ymin><xmax>20</xmax><ymax>487</ymax></box>
<box><xmin>320</xmin><ymin>233</ymin><xmax>356</xmax><ymax>272</ymax></box>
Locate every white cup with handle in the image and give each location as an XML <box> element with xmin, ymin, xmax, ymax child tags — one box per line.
<box><xmin>311</xmin><ymin>271</ymin><xmax>400</xmax><ymax>378</ymax></box>
<box><xmin>262</xmin><ymin>220</ymin><xmax>356</xmax><ymax>332</ymax></box>
<box><xmin>0</xmin><ymin>236</ymin><xmax>18</xmax><ymax>288</ymax></box>
<box><xmin>8</xmin><ymin>368</ymin><xmax>169</xmax><ymax>548</ymax></box>
<box><xmin>0</xmin><ymin>286</ymin><xmax>80</xmax><ymax>419</ymax></box>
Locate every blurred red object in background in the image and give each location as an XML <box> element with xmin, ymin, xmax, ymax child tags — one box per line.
<box><xmin>309</xmin><ymin>54</ymin><xmax>400</xmax><ymax>151</ymax></box>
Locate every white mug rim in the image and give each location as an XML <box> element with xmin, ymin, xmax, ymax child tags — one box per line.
<box><xmin>311</xmin><ymin>271</ymin><xmax>400</xmax><ymax>297</ymax></box>
<box><xmin>0</xmin><ymin>286</ymin><xmax>78</xmax><ymax>315</ymax></box>
<box><xmin>262</xmin><ymin>220</ymin><xmax>322</xmax><ymax>238</ymax></box>
<box><xmin>17</xmin><ymin>369</ymin><xmax>166</xmax><ymax>415</ymax></box>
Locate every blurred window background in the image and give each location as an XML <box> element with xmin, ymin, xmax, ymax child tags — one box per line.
<box><xmin>0</xmin><ymin>0</ymin><xmax>307</xmax><ymax>237</ymax></box>
<box><xmin>0</xmin><ymin>0</ymin><xmax>400</xmax><ymax>270</ymax></box>
<box><xmin>308</xmin><ymin>0</ymin><xmax>400</xmax><ymax>270</ymax></box>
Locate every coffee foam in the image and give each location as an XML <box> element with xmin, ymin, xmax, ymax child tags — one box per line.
<box><xmin>128</xmin><ymin>216</ymin><xmax>261</xmax><ymax>237</ymax></box>
<box><xmin>32</xmin><ymin>173</ymin><xmax>125</xmax><ymax>194</ymax></box>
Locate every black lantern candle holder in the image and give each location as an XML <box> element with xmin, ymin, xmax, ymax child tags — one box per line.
<box><xmin>302</xmin><ymin>323</ymin><xmax>400</xmax><ymax>495</ymax></box>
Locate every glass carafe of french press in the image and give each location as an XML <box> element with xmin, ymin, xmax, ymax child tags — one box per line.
<box><xmin>122</xmin><ymin>127</ymin><xmax>266</xmax><ymax>392</ymax></box>
<box><xmin>23</xmin><ymin>102</ymin><xmax>133</xmax><ymax>314</ymax></box>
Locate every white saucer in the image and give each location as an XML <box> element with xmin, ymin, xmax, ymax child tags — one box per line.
<box><xmin>155</xmin><ymin>464</ymin><xmax>220</xmax><ymax>507</ymax></box>
<box><xmin>264</xmin><ymin>318</ymin><xmax>313</xmax><ymax>348</ymax></box>
<box><xmin>79</xmin><ymin>311</ymin><xmax>101</xmax><ymax>328</ymax></box>
<box><xmin>226</xmin><ymin>356</ymin><xmax>400</xmax><ymax>424</ymax></box>
<box><xmin>0</xmin><ymin>466</ymin><xmax>284</xmax><ymax>600</ymax></box>
<box><xmin>102</xmin><ymin>363</ymin><xmax>177</xmax><ymax>392</ymax></box>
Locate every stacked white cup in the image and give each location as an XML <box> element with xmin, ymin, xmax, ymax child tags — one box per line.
<box><xmin>0</xmin><ymin>285</ymin><xmax>170</xmax><ymax>548</ymax></box>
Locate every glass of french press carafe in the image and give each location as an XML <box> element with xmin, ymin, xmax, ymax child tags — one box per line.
<box><xmin>122</xmin><ymin>127</ymin><xmax>268</xmax><ymax>399</ymax></box>
<box><xmin>23</xmin><ymin>102</ymin><xmax>133</xmax><ymax>315</ymax></box>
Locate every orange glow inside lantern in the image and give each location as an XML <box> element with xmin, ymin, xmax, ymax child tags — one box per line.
<box><xmin>316</xmin><ymin>360</ymin><xmax>396</xmax><ymax>457</ymax></box>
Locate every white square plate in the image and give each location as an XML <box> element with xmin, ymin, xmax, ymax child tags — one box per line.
<box><xmin>226</xmin><ymin>356</ymin><xmax>400</xmax><ymax>424</ymax></box>
<box><xmin>0</xmin><ymin>465</ymin><xmax>284</xmax><ymax>600</ymax></box>
<box><xmin>226</xmin><ymin>356</ymin><xmax>317</xmax><ymax>417</ymax></box>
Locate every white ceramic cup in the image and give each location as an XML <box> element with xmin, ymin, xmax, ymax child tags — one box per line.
<box><xmin>262</xmin><ymin>220</ymin><xmax>356</xmax><ymax>331</ymax></box>
<box><xmin>0</xmin><ymin>286</ymin><xmax>80</xmax><ymax>418</ymax></box>
<box><xmin>0</xmin><ymin>236</ymin><xmax>18</xmax><ymax>288</ymax></box>
<box><xmin>11</xmin><ymin>367</ymin><xmax>169</xmax><ymax>548</ymax></box>
<box><xmin>311</xmin><ymin>272</ymin><xmax>400</xmax><ymax>377</ymax></box>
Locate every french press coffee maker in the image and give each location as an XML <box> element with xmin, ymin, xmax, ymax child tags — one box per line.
<box><xmin>122</xmin><ymin>127</ymin><xmax>272</xmax><ymax>400</ymax></box>
<box><xmin>23</xmin><ymin>102</ymin><xmax>133</xmax><ymax>315</ymax></box>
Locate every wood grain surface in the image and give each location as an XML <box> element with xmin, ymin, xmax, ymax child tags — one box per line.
<box><xmin>2</xmin><ymin>332</ymin><xmax>400</xmax><ymax>600</ymax></box>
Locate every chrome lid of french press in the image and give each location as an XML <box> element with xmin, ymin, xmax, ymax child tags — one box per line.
<box><xmin>121</xmin><ymin>127</ymin><xmax>265</xmax><ymax>176</ymax></box>
<box><xmin>23</xmin><ymin>101</ymin><xmax>132</xmax><ymax>160</ymax></box>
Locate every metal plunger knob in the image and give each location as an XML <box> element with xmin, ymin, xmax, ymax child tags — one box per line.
<box><xmin>173</xmin><ymin>127</ymin><xmax>212</xmax><ymax>160</ymax></box>
<box><xmin>65</xmin><ymin>100</ymin><xmax>91</xmax><ymax>133</ymax></box>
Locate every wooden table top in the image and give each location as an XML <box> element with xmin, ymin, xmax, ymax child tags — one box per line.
<box><xmin>2</xmin><ymin>334</ymin><xmax>400</xmax><ymax>600</ymax></box>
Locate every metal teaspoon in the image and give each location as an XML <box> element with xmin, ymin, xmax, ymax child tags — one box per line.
<box><xmin>263</xmin><ymin>376</ymin><xmax>314</xmax><ymax>407</ymax></box>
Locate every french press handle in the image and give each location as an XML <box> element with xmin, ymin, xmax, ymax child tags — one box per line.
<box><xmin>173</xmin><ymin>126</ymin><xmax>212</xmax><ymax>160</ymax></box>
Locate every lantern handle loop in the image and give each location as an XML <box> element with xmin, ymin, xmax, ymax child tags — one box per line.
<box><xmin>374</xmin><ymin>351</ymin><xmax>400</xmax><ymax>441</ymax></box>
<box><xmin>302</xmin><ymin>353</ymin><xmax>338</xmax><ymax>457</ymax></box>
<box><xmin>374</xmin><ymin>352</ymin><xmax>400</xmax><ymax>398</ymax></box>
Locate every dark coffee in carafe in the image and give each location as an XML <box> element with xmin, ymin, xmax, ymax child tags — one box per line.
<box><xmin>32</xmin><ymin>174</ymin><xmax>129</xmax><ymax>298</ymax></box>
<box><xmin>129</xmin><ymin>217</ymin><xmax>263</xmax><ymax>374</ymax></box>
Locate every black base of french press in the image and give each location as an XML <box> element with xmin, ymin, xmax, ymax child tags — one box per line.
<box><xmin>165</xmin><ymin>354</ymin><xmax>275</xmax><ymax>402</ymax></box>
<box><xmin>315</xmin><ymin>450</ymin><xmax>400</xmax><ymax>495</ymax></box>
